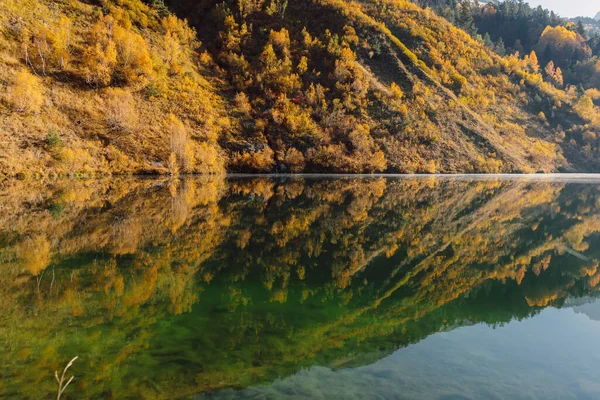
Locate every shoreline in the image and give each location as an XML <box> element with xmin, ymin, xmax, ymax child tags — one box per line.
<box><xmin>5</xmin><ymin>173</ymin><xmax>600</xmax><ymax>184</ymax></box>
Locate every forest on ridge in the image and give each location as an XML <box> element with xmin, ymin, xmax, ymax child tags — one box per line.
<box><xmin>2</xmin><ymin>0</ymin><xmax>600</xmax><ymax>176</ymax></box>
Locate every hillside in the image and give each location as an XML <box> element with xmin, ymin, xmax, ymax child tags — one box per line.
<box><xmin>1</xmin><ymin>0</ymin><xmax>600</xmax><ymax>176</ymax></box>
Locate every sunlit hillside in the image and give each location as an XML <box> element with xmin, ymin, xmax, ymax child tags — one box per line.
<box><xmin>0</xmin><ymin>0</ymin><xmax>226</xmax><ymax>177</ymax></box>
<box><xmin>2</xmin><ymin>0</ymin><xmax>600</xmax><ymax>175</ymax></box>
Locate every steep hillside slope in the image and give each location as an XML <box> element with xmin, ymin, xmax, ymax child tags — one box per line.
<box><xmin>0</xmin><ymin>0</ymin><xmax>226</xmax><ymax>177</ymax></box>
<box><xmin>1</xmin><ymin>0</ymin><xmax>600</xmax><ymax>176</ymax></box>
<box><xmin>167</xmin><ymin>0</ymin><xmax>569</xmax><ymax>173</ymax></box>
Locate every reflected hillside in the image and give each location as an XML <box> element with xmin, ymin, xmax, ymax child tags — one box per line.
<box><xmin>1</xmin><ymin>176</ymin><xmax>600</xmax><ymax>398</ymax></box>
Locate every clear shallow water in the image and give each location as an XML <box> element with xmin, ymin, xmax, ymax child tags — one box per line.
<box><xmin>1</xmin><ymin>176</ymin><xmax>600</xmax><ymax>399</ymax></box>
<box><xmin>209</xmin><ymin>306</ymin><xmax>600</xmax><ymax>400</ymax></box>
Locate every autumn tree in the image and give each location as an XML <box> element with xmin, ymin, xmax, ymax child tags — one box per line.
<box><xmin>105</xmin><ymin>88</ymin><xmax>139</xmax><ymax>133</ymax></box>
<box><xmin>258</xmin><ymin>29</ymin><xmax>301</xmax><ymax>98</ymax></box>
<box><xmin>82</xmin><ymin>15</ymin><xmax>118</xmax><ymax>86</ymax></box>
<box><xmin>544</xmin><ymin>61</ymin><xmax>564</xmax><ymax>87</ymax></box>
<box><xmin>574</xmin><ymin>95</ymin><xmax>596</xmax><ymax>122</ymax></box>
<box><xmin>283</xmin><ymin>147</ymin><xmax>305</xmax><ymax>172</ymax></box>
<box><xmin>536</xmin><ymin>26</ymin><xmax>590</xmax><ymax>69</ymax></box>
<box><xmin>11</xmin><ymin>69</ymin><xmax>43</xmax><ymax>113</ymax></box>
<box><xmin>216</xmin><ymin>11</ymin><xmax>252</xmax><ymax>90</ymax></box>
<box><xmin>113</xmin><ymin>26</ymin><xmax>154</xmax><ymax>87</ymax></box>
<box><xmin>390</xmin><ymin>82</ymin><xmax>404</xmax><ymax>100</ymax></box>
<box><xmin>160</xmin><ymin>14</ymin><xmax>198</xmax><ymax>75</ymax></box>
<box><xmin>167</xmin><ymin>114</ymin><xmax>195</xmax><ymax>172</ymax></box>
<box><xmin>525</xmin><ymin>50</ymin><xmax>539</xmax><ymax>73</ymax></box>
<box><xmin>234</xmin><ymin>92</ymin><xmax>252</xmax><ymax>115</ymax></box>
<box><xmin>51</xmin><ymin>17</ymin><xmax>72</xmax><ymax>69</ymax></box>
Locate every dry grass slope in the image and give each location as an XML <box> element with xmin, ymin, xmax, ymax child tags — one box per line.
<box><xmin>0</xmin><ymin>0</ymin><xmax>599</xmax><ymax>176</ymax></box>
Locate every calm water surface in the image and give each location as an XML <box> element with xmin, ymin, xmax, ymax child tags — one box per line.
<box><xmin>1</xmin><ymin>175</ymin><xmax>600</xmax><ymax>399</ymax></box>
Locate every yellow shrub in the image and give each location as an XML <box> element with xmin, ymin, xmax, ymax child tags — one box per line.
<box><xmin>11</xmin><ymin>69</ymin><xmax>43</xmax><ymax>113</ymax></box>
<box><xmin>390</xmin><ymin>82</ymin><xmax>404</xmax><ymax>100</ymax></box>
<box><xmin>105</xmin><ymin>88</ymin><xmax>139</xmax><ymax>133</ymax></box>
<box><xmin>167</xmin><ymin>113</ymin><xmax>195</xmax><ymax>172</ymax></box>
<box><xmin>530</xmin><ymin>141</ymin><xmax>556</xmax><ymax>163</ymax></box>
<box><xmin>233</xmin><ymin>147</ymin><xmax>275</xmax><ymax>172</ymax></box>
<box><xmin>476</xmin><ymin>156</ymin><xmax>503</xmax><ymax>173</ymax></box>
<box><xmin>81</xmin><ymin>15</ymin><xmax>118</xmax><ymax>86</ymax></box>
<box><xmin>424</xmin><ymin>159</ymin><xmax>436</xmax><ymax>174</ymax></box>
<box><xmin>18</xmin><ymin>235</ymin><xmax>51</xmax><ymax>276</ymax></box>
<box><xmin>234</xmin><ymin>92</ymin><xmax>252</xmax><ymax>115</ymax></box>
<box><xmin>113</xmin><ymin>26</ymin><xmax>154</xmax><ymax>87</ymax></box>
<box><xmin>194</xmin><ymin>142</ymin><xmax>224</xmax><ymax>174</ymax></box>
<box><xmin>284</xmin><ymin>148</ymin><xmax>305</xmax><ymax>173</ymax></box>
<box><xmin>450</xmin><ymin>72</ymin><xmax>467</xmax><ymax>90</ymax></box>
<box><xmin>57</xmin><ymin>147</ymin><xmax>95</xmax><ymax>175</ymax></box>
<box><xmin>574</xmin><ymin>96</ymin><xmax>596</xmax><ymax>122</ymax></box>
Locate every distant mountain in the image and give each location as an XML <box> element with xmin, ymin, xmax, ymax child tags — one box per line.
<box><xmin>595</xmin><ymin>12</ymin><xmax>600</xmax><ymax>21</ymax></box>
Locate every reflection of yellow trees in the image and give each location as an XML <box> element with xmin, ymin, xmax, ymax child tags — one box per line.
<box><xmin>122</xmin><ymin>263</ymin><xmax>159</xmax><ymax>310</ymax></box>
<box><xmin>564</xmin><ymin>215</ymin><xmax>600</xmax><ymax>252</ymax></box>
<box><xmin>110</xmin><ymin>216</ymin><xmax>142</xmax><ymax>255</ymax></box>
<box><xmin>168</xmin><ymin>268</ymin><xmax>198</xmax><ymax>315</ymax></box>
<box><xmin>2</xmin><ymin>177</ymin><xmax>600</xmax><ymax>398</ymax></box>
<box><xmin>589</xmin><ymin>264</ymin><xmax>600</xmax><ymax>288</ymax></box>
<box><xmin>526</xmin><ymin>292</ymin><xmax>560</xmax><ymax>307</ymax></box>
<box><xmin>19</xmin><ymin>235</ymin><xmax>51</xmax><ymax>276</ymax></box>
<box><xmin>167</xmin><ymin>180</ymin><xmax>195</xmax><ymax>233</ymax></box>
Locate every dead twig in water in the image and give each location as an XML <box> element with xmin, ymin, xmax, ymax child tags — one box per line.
<box><xmin>55</xmin><ymin>356</ymin><xmax>78</xmax><ymax>400</ymax></box>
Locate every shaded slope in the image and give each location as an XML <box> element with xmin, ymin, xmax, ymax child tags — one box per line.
<box><xmin>166</xmin><ymin>0</ymin><xmax>581</xmax><ymax>173</ymax></box>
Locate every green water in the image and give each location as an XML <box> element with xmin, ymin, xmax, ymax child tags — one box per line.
<box><xmin>1</xmin><ymin>175</ymin><xmax>600</xmax><ymax>399</ymax></box>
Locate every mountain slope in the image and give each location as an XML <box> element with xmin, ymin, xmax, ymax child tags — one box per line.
<box><xmin>0</xmin><ymin>0</ymin><xmax>599</xmax><ymax>176</ymax></box>
<box><xmin>0</xmin><ymin>0</ymin><xmax>226</xmax><ymax>177</ymax></box>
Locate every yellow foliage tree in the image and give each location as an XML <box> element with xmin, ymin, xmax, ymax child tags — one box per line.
<box><xmin>545</xmin><ymin>61</ymin><xmax>564</xmax><ymax>87</ymax></box>
<box><xmin>19</xmin><ymin>235</ymin><xmax>51</xmax><ymax>276</ymax></box>
<box><xmin>537</xmin><ymin>26</ymin><xmax>588</xmax><ymax>68</ymax></box>
<box><xmin>168</xmin><ymin>114</ymin><xmax>195</xmax><ymax>172</ymax></box>
<box><xmin>81</xmin><ymin>16</ymin><xmax>117</xmax><ymax>86</ymax></box>
<box><xmin>574</xmin><ymin>95</ymin><xmax>596</xmax><ymax>122</ymax></box>
<box><xmin>105</xmin><ymin>88</ymin><xmax>139</xmax><ymax>133</ymax></box>
<box><xmin>162</xmin><ymin>31</ymin><xmax>185</xmax><ymax>75</ymax></box>
<box><xmin>233</xmin><ymin>146</ymin><xmax>276</xmax><ymax>172</ymax></box>
<box><xmin>526</xmin><ymin>50</ymin><xmax>539</xmax><ymax>73</ymax></box>
<box><xmin>51</xmin><ymin>16</ymin><xmax>72</xmax><ymax>69</ymax></box>
<box><xmin>11</xmin><ymin>69</ymin><xmax>43</xmax><ymax>113</ymax></box>
<box><xmin>390</xmin><ymin>82</ymin><xmax>404</xmax><ymax>100</ymax></box>
<box><xmin>113</xmin><ymin>26</ymin><xmax>154</xmax><ymax>87</ymax></box>
<box><xmin>234</xmin><ymin>92</ymin><xmax>252</xmax><ymax>115</ymax></box>
<box><xmin>284</xmin><ymin>148</ymin><xmax>306</xmax><ymax>173</ymax></box>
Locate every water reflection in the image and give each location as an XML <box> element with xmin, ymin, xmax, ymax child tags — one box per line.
<box><xmin>0</xmin><ymin>176</ymin><xmax>599</xmax><ymax>398</ymax></box>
